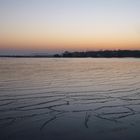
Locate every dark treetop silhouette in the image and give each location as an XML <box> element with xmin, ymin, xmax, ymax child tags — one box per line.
<box><xmin>54</xmin><ymin>50</ymin><xmax>140</xmax><ymax>58</ymax></box>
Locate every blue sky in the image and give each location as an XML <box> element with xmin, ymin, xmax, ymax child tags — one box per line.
<box><xmin>0</xmin><ymin>0</ymin><xmax>140</xmax><ymax>54</ymax></box>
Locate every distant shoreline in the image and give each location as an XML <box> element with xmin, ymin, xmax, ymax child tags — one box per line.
<box><xmin>0</xmin><ymin>50</ymin><xmax>140</xmax><ymax>58</ymax></box>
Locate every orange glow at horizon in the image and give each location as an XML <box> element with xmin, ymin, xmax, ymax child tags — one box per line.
<box><xmin>1</xmin><ymin>32</ymin><xmax>140</xmax><ymax>51</ymax></box>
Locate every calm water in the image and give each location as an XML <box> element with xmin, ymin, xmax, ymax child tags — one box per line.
<box><xmin>0</xmin><ymin>58</ymin><xmax>140</xmax><ymax>140</ymax></box>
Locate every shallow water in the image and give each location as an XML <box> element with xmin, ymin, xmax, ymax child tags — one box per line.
<box><xmin>0</xmin><ymin>58</ymin><xmax>140</xmax><ymax>140</ymax></box>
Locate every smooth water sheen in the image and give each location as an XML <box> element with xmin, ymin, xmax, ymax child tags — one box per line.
<box><xmin>0</xmin><ymin>58</ymin><xmax>140</xmax><ymax>140</ymax></box>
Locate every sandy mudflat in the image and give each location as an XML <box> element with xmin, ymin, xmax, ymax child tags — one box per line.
<box><xmin>0</xmin><ymin>58</ymin><xmax>140</xmax><ymax>140</ymax></box>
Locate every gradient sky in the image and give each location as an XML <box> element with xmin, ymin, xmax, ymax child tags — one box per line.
<box><xmin>0</xmin><ymin>0</ymin><xmax>140</xmax><ymax>54</ymax></box>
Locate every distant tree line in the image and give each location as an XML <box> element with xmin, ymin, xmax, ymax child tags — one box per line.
<box><xmin>54</xmin><ymin>50</ymin><xmax>140</xmax><ymax>58</ymax></box>
<box><xmin>1</xmin><ymin>50</ymin><xmax>140</xmax><ymax>58</ymax></box>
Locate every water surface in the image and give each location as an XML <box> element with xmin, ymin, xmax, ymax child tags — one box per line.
<box><xmin>0</xmin><ymin>58</ymin><xmax>140</xmax><ymax>140</ymax></box>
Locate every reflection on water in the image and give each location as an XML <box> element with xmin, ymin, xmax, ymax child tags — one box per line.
<box><xmin>0</xmin><ymin>58</ymin><xmax>140</xmax><ymax>140</ymax></box>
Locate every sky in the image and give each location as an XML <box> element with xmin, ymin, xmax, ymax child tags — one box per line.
<box><xmin>0</xmin><ymin>0</ymin><xmax>140</xmax><ymax>54</ymax></box>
